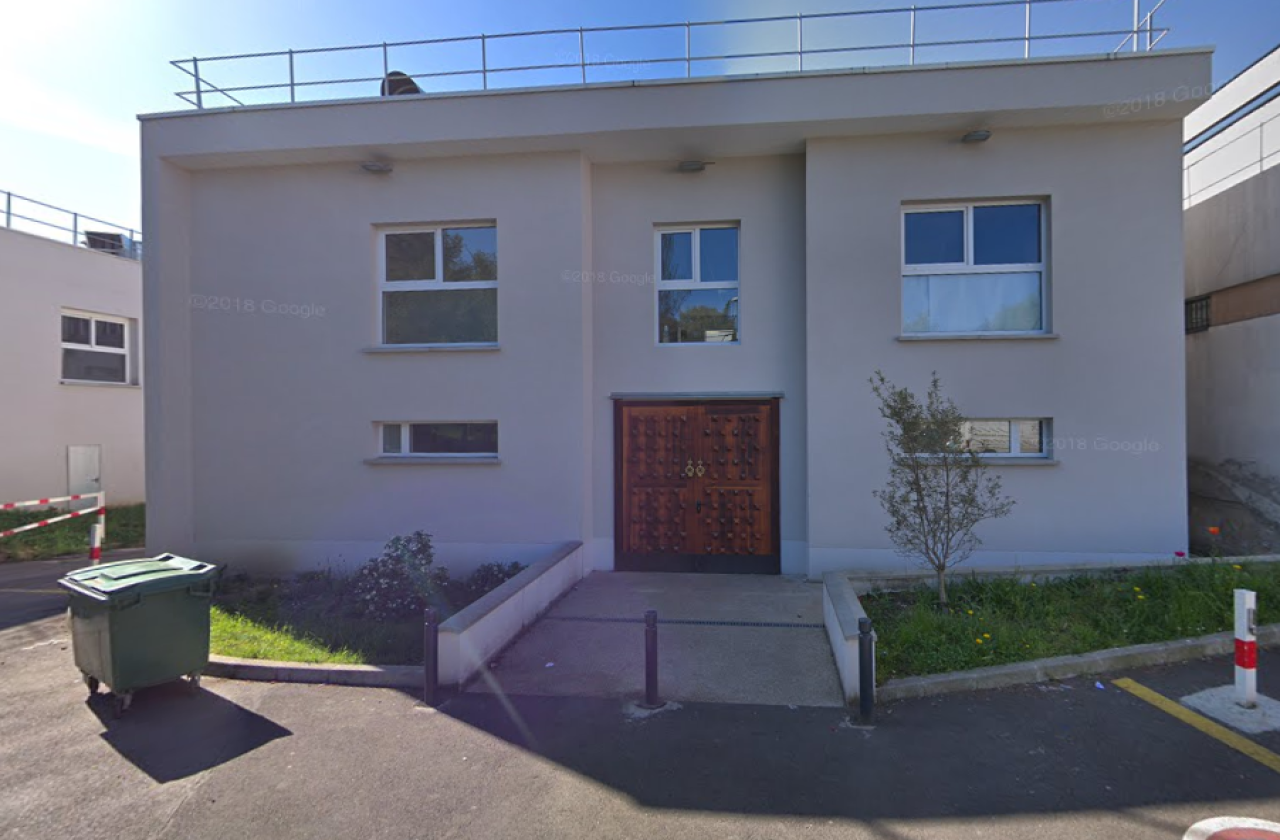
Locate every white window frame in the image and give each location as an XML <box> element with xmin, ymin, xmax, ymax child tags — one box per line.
<box><xmin>60</xmin><ymin>309</ymin><xmax>131</xmax><ymax>385</ymax></box>
<box><xmin>901</xmin><ymin>200</ymin><xmax>1048</xmax><ymax>337</ymax></box>
<box><xmin>960</xmin><ymin>418</ymin><xmax>1052</xmax><ymax>459</ymax></box>
<box><xmin>378</xmin><ymin>421</ymin><xmax>499</xmax><ymax>458</ymax></box>
<box><xmin>376</xmin><ymin>223</ymin><xmax>497</xmax><ymax>347</ymax></box>
<box><xmin>654</xmin><ymin>224</ymin><xmax>741</xmax><ymax>347</ymax></box>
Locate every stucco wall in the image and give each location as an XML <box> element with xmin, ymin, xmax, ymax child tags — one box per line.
<box><xmin>0</xmin><ymin>228</ymin><xmax>144</xmax><ymax>505</ymax></box>
<box><xmin>806</xmin><ymin>124</ymin><xmax>1189</xmax><ymax>573</ymax></box>
<box><xmin>150</xmin><ymin>152</ymin><xmax>592</xmax><ymax>573</ymax></box>
<box><xmin>588</xmin><ymin>156</ymin><xmax>809</xmax><ymax>573</ymax></box>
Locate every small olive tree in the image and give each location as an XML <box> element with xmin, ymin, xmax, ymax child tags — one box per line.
<box><xmin>870</xmin><ymin>372</ymin><xmax>1015</xmax><ymax>606</ymax></box>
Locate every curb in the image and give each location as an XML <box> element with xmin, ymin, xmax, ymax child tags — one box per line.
<box><xmin>205</xmin><ymin>655</ymin><xmax>422</xmax><ymax>689</ymax></box>
<box><xmin>877</xmin><ymin>623</ymin><xmax>1280</xmax><ymax>702</ymax></box>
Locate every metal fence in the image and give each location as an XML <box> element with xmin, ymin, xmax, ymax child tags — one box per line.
<box><xmin>1185</xmin><ymin>108</ymin><xmax>1280</xmax><ymax>208</ymax></box>
<box><xmin>171</xmin><ymin>0</ymin><xmax>1171</xmax><ymax>110</ymax></box>
<box><xmin>2</xmin><ymin>190</ymin><xmax>141</xmax><ymax>260</ymax></box>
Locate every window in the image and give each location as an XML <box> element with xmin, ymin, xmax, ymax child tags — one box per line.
<box><xmin>1185</xmin><ymin>295</ymin><xmax>1211</xmax><ymax>334</ymax></box>
<box><xmin>61</xmin><ymin>311</ymin><xmax>130</xmax><ymax>384</ymax></box>
<box><xmin>379</xmin><ymin>225</ymin><xmax>497</xmax><ymax>345</ymax></box>
<box><xmin>656</xmin><ymin>225</ymin><xmax>739</xmax><ymax>344</ymax></box>
<box><xmin>959</xmin><ymin>419</ymin><xmax>1050</xmax><ymax>458</ymax></box>
<box><xmin>378</xmin><ymin>422</ymin><xmax>499</xmax><ymax>457</ymax></box>
<box><xmin>903</xmin><ymin>202</ymin><xmax>1046</xmax><ymax>335</ymax></box>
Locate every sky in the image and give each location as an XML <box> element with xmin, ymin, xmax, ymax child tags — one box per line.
<box><xmin>0</xmin><ymin>0</ymin><xmax>1275</xmax><ymax>236</ymax></box>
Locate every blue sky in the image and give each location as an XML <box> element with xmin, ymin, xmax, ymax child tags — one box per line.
<box><xmin>0</xmin><ymin>0</ymin><xmax>1275</xmax><ymax>234</ymax></box>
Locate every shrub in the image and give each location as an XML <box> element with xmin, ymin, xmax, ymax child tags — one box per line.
<box><xmin>447</xmin><ymin>561</ymin><xmax>524</xmax><ymax>605</ymax></box>
<box><xmin>350</xmin><ymin>531</ymin><xmax>448</xmax><ymax>621</ymax></box>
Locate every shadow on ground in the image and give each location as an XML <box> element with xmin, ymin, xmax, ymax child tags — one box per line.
<box><xmin>88</xmin><ymin>680</ymin><xmax>291</xmax><ymax>783</ymax></box>
<box><xmin>436</xmin><ymin>662</ymin><xmax>1280</xmax><ymax>822</ymax></box>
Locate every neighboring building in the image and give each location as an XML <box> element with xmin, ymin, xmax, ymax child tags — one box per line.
<box><xmin>1184</xmin><ymin>45</ymin><xmax>1280</xmax><ymax>555</ymax></box>
<box><xmin>140</xmin><ymin>29</ymin><xmax>1207</xmax><ymax>578</ymax></box>
<box><xmin>0</xmin><ymin>197</ymin><xmax>145</xmax><ymax>506</ymax></box>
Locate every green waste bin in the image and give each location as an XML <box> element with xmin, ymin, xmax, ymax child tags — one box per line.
<box><xmin>59</xmin><ymin>554</ymin><xmax>219</xmax><ymax>714</ymax></box>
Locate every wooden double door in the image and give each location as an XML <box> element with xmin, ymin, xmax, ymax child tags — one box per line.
<box><xmin>615</xmin><ymin>399</ymin><xmax>780</xmax><ymax>574</ymax></box>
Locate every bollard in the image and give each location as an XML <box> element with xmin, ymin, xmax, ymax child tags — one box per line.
<box><xmin>858</xmin><ymin>616</ymin><xmax>875</xmax><ymax>724</ymax></box>
<box><xmin>88</xmin><ymin>523</ymin><xmax>102</xmax><ymax>564</ymax></box>
<box><xmin>641</xmin><ymin>609</ymin><xmax>663</xmax><ymax>709</ymax></box>
<box><xmin>423</xmin><ymin>607</ymin><xmax>439</xmax><ymax>706</ymax></box>
<box><xmin>1236</xmin><ymin>589</ymin><xmax>1257</xmax><ymax>709</ymax></box>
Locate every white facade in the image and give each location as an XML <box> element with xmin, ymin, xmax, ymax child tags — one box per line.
<box><xmin>141</xmin><ymin>49</ymin><xmax>1208</xmax><ymax>577</ymax></box>
<box><xmin>0</xmin><ymin>227</ymin><xmax>145</xmax><ymax>505</ymax></box>
<box><xmin>1184</xmin><ymin>45</ymin><xmax>1280</xmax><ymax>553</ymax></box>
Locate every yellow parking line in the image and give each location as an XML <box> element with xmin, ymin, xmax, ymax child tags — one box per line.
<box><xmin>1113</xmin><ymin>677</ymin><xmax>1280</xmax><ymax>775</ymax></box>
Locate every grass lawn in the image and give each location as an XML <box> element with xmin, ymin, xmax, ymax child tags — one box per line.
<box><xmin>211</xmin><ymin>567</ymin><xmax>516</xmax><ymax>665</ymax></box>
<box><xmin>862</xmin><ymin>559</ymin><xmax>1280</xmax><ymax>683</ymax></box>
<box><xmin>0</xmin><ymin>504</ymin><xmax>145</xmax><ymax>562</ymax></box>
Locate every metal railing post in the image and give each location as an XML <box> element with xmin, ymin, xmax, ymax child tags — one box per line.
<box><xmin>423</xmin><ymin>607</ymin><xmax>439</xmax><ymax>705</ymax></box>
<box><xmin>192</xmin><ymin>56</ymin><xmax>203</xmax><ymax>109</ymax></box>
<box><xmin>288</xmin><ymin>50</ymin><xmax>296</xmax><ymax>103</ymax></box>
<box><xmin>685</xmin><ymin>22</ymin><xmax>691</xmax><ymax>78</ymax></box>
<box><xmin>579</xmin><ymin>28</ymin><xmax>586</xmax><ymax>83</ymax></box>
<box><xmin>71</xmin><ymin>213</ymin><xmax>79</xmax><ymax>247</ymax></box>
<box><xmin>797</xmin><ymin>13</ymin><xmax>804</xmax><ymax>72</ymax></box>
<box><xmin>381</xmin><ymin>42</ymin><xmax>388</xmax><ymax>82</ymax></box>
<box><xmin>909</xmin><ymin>6</ymin><xmax>917</xmax><ymax>66</ymax></box>
<box><xmin>4</xmin><ymin>191</ymin><xmax>10</xmax><ymax>229</ymax></box>
<box><xmin>481</xmin><ymin>35</ymin><xmax>488</xmax><ymax>90</ymax></box>
<box><xmin>1132</xmin><ymin>0</ymin><xmax>1140</xmax><ymax>52</ymax></box>
<box><xmin>858</xmin><ymin>616</ymin><xmax>875</xmax><ymax>724</ymax></box>
<box><xmin>1024</xmin><ymin>0</ymin><xmax>1032</xmax><ymax>59</ymax></box>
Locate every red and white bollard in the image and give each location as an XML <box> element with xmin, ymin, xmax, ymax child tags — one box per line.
<box><xmin>1236</xmin><ymin>588</ymin><xmax>1258</xmax><ymax>709</ymax></box>
<box><xmin>89</xmin><ymin>523</ymin><xmax>103</xmax><ymax>564</ymax></box>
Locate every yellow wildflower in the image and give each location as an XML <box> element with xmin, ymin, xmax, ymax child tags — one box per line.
<box><xmin>983</xmin><ymin>633</ymin><xmax>991</xmax><ymax>639</ymax></box>
<box><xmin>1137</xmin><ymin>594</ymin><xmax>1146</xmax><ymax>600</ymax></box>
<box><xmin>1233</xmin><ymin>564</ymin><xmax>1243</xmax><ymax>571</ymax></box>
<box><xmin>1133</xmin><ymin>587</ymin><xmax>1142</xmax><ymax>593</ymax></box>
<box><xmin>967</xmin><ymin>610</ymin><xmax>974</xmax><ymax>615</ymax></box>
<box><xmin>975</xmin><ymin>638</ymin><xmax>984</xmax><ymax>645</ymax></box>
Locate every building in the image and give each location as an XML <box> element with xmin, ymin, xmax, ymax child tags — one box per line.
<box><xmin>1184</xmin><ymin>45</ymin><xmax>1280</xmax><ymax>555</ymax></box>
<box><xmin>0</xmin><ymin>195</ymin><xmax>145</xmax><ymax>506</ymax></box>
<box><xmin>140</xmin><ymin>16</ymin><xmax>1207</xmax><ymax>578</ymax></box>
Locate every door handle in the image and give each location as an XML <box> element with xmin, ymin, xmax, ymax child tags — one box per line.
<box><xmin>695</xmin><ymin>460</ymin><xmax>706</xmax><ymax>477</ymax></box>
<box><xmin>696</xmin><ymin>500</ymin><xmax>702</xmax><ymax>513</ymax></box>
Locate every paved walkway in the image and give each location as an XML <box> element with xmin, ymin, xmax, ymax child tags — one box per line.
<box><xmin>469</xmin><ymin>572</ymin><xmax>844</xmax><ymax>707</ymax></box>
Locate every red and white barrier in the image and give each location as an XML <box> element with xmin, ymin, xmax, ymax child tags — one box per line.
<box><xmin>0</xmin><ymin>492</ymin><xmax>106</xmax><ymax>563</ymax></box>
<box><xmin>1236</xmin><ymin>588</ymin><xmax>1258</xmax><ymax>709</ymax></box>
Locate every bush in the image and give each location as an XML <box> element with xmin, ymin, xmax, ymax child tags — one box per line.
<box><xmin>350</xmin><ymin>531</ymin><xmax>448</xmax><ymax>621</ymax></box>
<box><xmin>445</xmin><ymin>561</ymin><xmax>524</xmax><ymax>606</ymax></box>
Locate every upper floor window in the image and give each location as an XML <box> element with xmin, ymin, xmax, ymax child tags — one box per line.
<box><xmin>61</xmin><ymin>310</ymin><xmax>131</xmax><ymax>384</ymax></box>
<box><xmin>378</xmin><ymin>224</ymin><xmax>497</xmax><ymax>345</ymax></box>
<box><xmin>902</xmin><ymin>201</ymin><xmax>1046</xmax><ymax>335</ymax></box>
<box><xmin>656</xmin><ymin>225</ymin><xmax>739</xmax><ymax>344</ymax></box>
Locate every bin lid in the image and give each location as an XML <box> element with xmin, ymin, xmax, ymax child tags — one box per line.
<box><xmin>59</xmin><ymin>554</ymin><xmax>217</xmax><ymax>599</ymax></box>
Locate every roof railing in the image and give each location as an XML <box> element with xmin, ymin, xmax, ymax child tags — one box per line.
<box><xmin>171</xmin><ymin>0</ymin><xmax>1172</xmax><ymax>110</ymax></box>
<box><xmin>2</xmin><ymin>190</ymin><xmax>141</xmax><ymax>260</ymax></box>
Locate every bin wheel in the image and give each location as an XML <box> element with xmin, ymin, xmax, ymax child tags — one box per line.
<box><xmin>113</xmin><ymin>693</ymin><xmax>133</xmax><ymax>718</ymax></box>
<box><xmin>84</xmin><ymin>675</ymin><xmax>100</xmax><ymax>696</ymax></box>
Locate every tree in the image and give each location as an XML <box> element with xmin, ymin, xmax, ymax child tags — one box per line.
<box><xmin>870</xmin><ymin>371</ymin><xmax>1015</xmax><ymax>606</ymax></box>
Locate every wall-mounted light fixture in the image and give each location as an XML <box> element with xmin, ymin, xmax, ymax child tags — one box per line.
<box><xmin>360</xmin><ymin>160</ymin><xmax>394</xmax><ymax>174</ymax></box>
<box><xmin>960</xmin><ymin>129</ymin><xmax>993</xmax><ymax>144</ymax></box>
<box><xmin>676</xmin><ymin>160</ymin><xmax>714</xmax><ymax>173</ymax></box>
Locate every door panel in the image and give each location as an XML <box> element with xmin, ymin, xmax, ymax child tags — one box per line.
<box><xmin>67</xmin><ymin>445</ymin><xmax>102</xmax><ymax>511</ymax></box>
<box><xmin>616</xmin><ymin>400</ymin><xmax>779</xmax><ymax>574</ymax></box>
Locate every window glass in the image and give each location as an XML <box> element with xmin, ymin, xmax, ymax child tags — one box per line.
<box><xmin>442</xmin><ymin>227</ymin><xmax>497</xmax><ymax>282</ymax></box>
<box><xmin>659</xmin><ymin>288</ymin><xmax>739</xmax><ymax>344</ymax></box>
<box><xmin>974</xmin><ymin>204</ymin><xmax>1041</xmax><ymax>265</ymax></box>
<box><xmin>62</xmin><ymin>315</ymin><xmax>91</xmax><ymax>345</ymax></box>
<box><xmin>409</xmin><ymin>423</ymin><xmax>498</xmax><ymax>454</ymax></box>
<box><xmin>385</xmin><ymin>232</ymin><xmax>436</xmax><ymax>281</ymax></box>
<box><xmin>660</xmin><ymin>232</ymin><xmax>693</xmax><ymax>281</ymax></box>
<box><xmin>1018</xmin><ymin>420</ymin><xmax>1045</xmax><ymax>454</ymax></box>
<box><xmin>699</xmin><ymin>228</ymin><xmax>738</xmax><ymax>283</ymax></box>
<box><xmin>62</xmin><ymin>349</ymin><xmax>126</xmax><ymax>383</ymax></box>
<box><xmin>903</xmin><ymin>272</ymin><xmax>1042</xmax><ymax>333</ymax></box>
<box><xmin>905</xmin><ymin>210</ymin><xmax>965</xmax><ymax>265</ymax></box>
<box><xmin>382</xmin><ymin>424</ymin><xmax>403</xmax><ymax>454</ymax></box>
<box><xmin>94</xmin><ymin>321</ymin><xmax>125</xmax><ymax>349</ymax></box>
<box><xmin>962</xmin><ymin>421</ymin><xmax>1011</xmax><ymax>454</ymax></box>
<box><xmin>383</xmin><ymin>289</ymin><xmax>498</xmax><ymax>344</ymax></box>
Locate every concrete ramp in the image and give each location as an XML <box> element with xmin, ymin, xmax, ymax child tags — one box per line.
<box><xmin>467</xmin><ymin>572</ymin><xmax>844</xmax><ymax>708</ymax></box>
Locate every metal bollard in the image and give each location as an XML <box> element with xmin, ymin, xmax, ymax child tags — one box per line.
<box><xmin>423</xmin><ymin>608</ymin><xmax>439</xmax><ymax>706</ymax></box>
<box><xmin>858</xmin><ymin>616</ymin><xmax>875</xmax><ymax>724</ymax></box>
<box><xmin>641</xmin><ymin>609</ymin><xmax>663</xmax><ymax>709</ymax></box>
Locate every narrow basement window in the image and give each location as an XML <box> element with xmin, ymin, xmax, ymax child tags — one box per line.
<box><xmin>378</xmin><ymin>422</ymin><xmax>499</xmax><ymax>457</ymax></box>
<box><xmin>959</xmin><ymin>419</ymin><xmax>1051</xmax><ymax>458</ymax></box>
